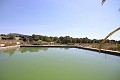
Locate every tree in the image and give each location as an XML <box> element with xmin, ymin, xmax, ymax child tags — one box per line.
<box><xmin>0</xmin><ymin>34</ymin><xmax>6</xmax><ymax>36</ymax></box>
<box><xmin>82</xmin><ymin>37</ymin><xmax>89</xmax><ymax>43</ymax></box>
<box><xmin>99</xmin><ymin>27</ymin><xmax>120</xmax><ymax>50</ymax></box>
<box><xmin>99</xmin><ymin>0</ymin><xmax>120</xmax><ymax>51</ymax></box>
<box><xmin>102</xmin><ymin>0</ymin><xmax>120</xmax><ymax>13</ymax></box>
<box><xmin>72</xmin><ymin>38</ymin><xmax>77</xmax><ymax>43</ymax></box>
<box><xmin>32</xmin><ymin>34</ymin><xmax>40</xmax><ymax>41</ymax></box>
<box><xmin>8</xmin><ymin>34</ymin><xmax>15</xmax><ymax>40</ymax></box>
<box><xmin>101</xmin><ymin>0</ymin><xmax>106</xmax><ymax>5</ymax></box>
<box><xmin>53</xmin><ymin>37</ymin><xmax>59</xmax><ymax>42</ymax></box>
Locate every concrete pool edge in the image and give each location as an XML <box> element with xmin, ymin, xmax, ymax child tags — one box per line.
<box><xmin>20</xmin><ymin>45</ymin><xmax>120</xmax><ymax>56</ymax></box>
<box><xmin>0</xmin><ymin>45</ymin><xmax>20</xmax><ymax>51</ymax></box>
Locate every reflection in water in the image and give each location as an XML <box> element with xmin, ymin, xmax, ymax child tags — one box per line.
<box><xmin>0</xmin><ymin>47</ymin><xmax>120</xmax><ymax>59</ymax></box>
<box><xmin>63</xmin><ymin>48</ymin><xmax>69</xmax><ymax>50</ymax></box>
<box><xmin>19</xmin><ymin>47</ymin><xmax>48</xmax><ymax>53</ymax></box>
<box><xmin>0</xmin><ymin>49</ymin><xmax>16</xmax><ymax>56</ymax></box>
<box><xmin>0</xmin><ymin>47</ymin><xmax>48</xmax><ymax>56</ymax></box>
<box><xmin>105</xmin><ymin>53</ymin><xmax>106</xmax><ymax>59</ymax></box>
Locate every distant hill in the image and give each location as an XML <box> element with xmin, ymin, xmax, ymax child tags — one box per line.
<box><xmin>8</xmin><ymin>33</ymin><xmax>29</xmax><ymax>37</ymax></box>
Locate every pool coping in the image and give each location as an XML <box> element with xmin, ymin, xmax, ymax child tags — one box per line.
<box><xmin>0</xmin><ymin>45</ymin><xmax>20</xmax><ymax>51</ymax></box>
<box><xmin>20</xmin><ymin>45</ymin><xmax>120</xmax><ymax>56</ymax></box>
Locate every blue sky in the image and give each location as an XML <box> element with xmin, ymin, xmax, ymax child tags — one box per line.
<box><xmin>0</xmin><ymin>0</ymin><xmax>120</xmax><ymax>40</ymax></box>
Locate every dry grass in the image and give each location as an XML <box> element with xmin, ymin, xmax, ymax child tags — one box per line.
<box><xmin>1</xmin><ymin>40</ymin><xmax>120</xmax><ymax>51</ymax></box>
<box><xmin>0</xmin><ymin>40</ymin><xmax>23</xmax><ymax>46</ymax></box>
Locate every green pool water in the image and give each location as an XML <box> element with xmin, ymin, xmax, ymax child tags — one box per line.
<box><xmin>0</xmin><ymin>47</ymin><xmax>120</xmax><ymax>80</ymax></box>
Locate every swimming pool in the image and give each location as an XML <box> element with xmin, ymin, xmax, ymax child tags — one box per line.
<box><xmin>0</xmin><ymin>47</ymin><xmax>120</xmax><ymax>80</ymax></box>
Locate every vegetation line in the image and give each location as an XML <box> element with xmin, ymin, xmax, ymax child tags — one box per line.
<box><xmin>0</xmin><ymin>33</ymin><xmax>120</xmax><ymax>51</ymax></box>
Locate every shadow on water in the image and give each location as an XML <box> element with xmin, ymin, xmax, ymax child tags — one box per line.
<box><xmin>98</xmin><ymin>51</ymin><xmax>120</xmax><ymax>57</ymax></box>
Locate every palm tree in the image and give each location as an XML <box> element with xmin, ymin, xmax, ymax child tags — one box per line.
<box><xmin>101</xmin><ymin>0</ymin><xmax>106</xmax><ymax>5</ymax></box>
<box><xmin>99</xmin><ymin>0</ymin><xmax>120</xmax><ymax>51</ymax></box>
<box><xmin>99</xmin><ymin>27</ymin><xmax>120</xmax><ymax>51</ymax></box>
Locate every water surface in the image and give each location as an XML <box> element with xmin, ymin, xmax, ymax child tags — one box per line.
<box><xmin>0</xmin><ymin>47</ymin><xmax>120</xmax><ymax>80</ymax></box>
